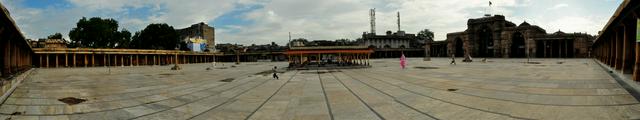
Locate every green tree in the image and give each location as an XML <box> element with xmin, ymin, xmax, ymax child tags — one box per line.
<box><xmin>68</xmin><ymin>17</ymin><xmax>130</xmax><ymax>48</ymax></box>
<box><xmin>115</xmin><ymin>29</ymin><xmax>131</xmax><ymax>48</ymax></box>
<box><xmin>130</xmin><ymin>23</ymin><xmax>179</xmax><ymax>50</ymax></box>
<box><xmin>47</xmin><ymin>33</ymin><xmax>63</xmax><ymax>39</ymax></box>
<box><xmin>417</xmin><ymin>29</ymin><xmax>434</xmax><ymax>41</ymax></box>
<box><xmin>416</xmin><ymin>29</ymin><xmax>435</xmax><ymax>48</ymax></box>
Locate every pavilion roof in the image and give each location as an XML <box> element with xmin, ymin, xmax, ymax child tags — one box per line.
<box><xmin>33</xmin><ymin>48</ymin><xmax>221</xmax><ymax>55</ymax></box>
<box><xmin>288</xmin><ymin>46</ymin><xmax>370</xmax><ymax>50</ymax></box>
<box><xmin>286</xmin><ymin>46</ymin><xmax>373</xmax><ymax>54</ymax></box>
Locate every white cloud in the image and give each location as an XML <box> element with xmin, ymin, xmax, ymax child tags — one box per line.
<box><xmin>544</xmin><ymin>16</ymin><xmax>604</xmax><ymax>34</ymax></box>
<box><xmin>3</xmin><ymin>0</ymin><xmax>257</xmax><ymax>40</ymax></box>
<box><xmin>217</xmin><ymin>0</ymin><xmax>525</xmax><ymax>44</ymax></box>
<box><xmin>0</xmin><ymin>0</ymin><xmax>623</xmax><ymax>45</ymax></box>
<box><xmin>548</xmin><ymin>3</ymin><xmax>569</xmax><ymax>10</ymax></box>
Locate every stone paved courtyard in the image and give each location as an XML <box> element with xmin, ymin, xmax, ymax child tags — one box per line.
<box><xmin>0</xmin><ymin>58</ymin><xmax>639</xmax><ymax>120</ymax></box>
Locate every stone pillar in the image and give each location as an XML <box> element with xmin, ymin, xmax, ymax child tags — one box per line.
<box><xmin>16</xmin><ymin>45</ymin><xmax>21</xmax><ymax>71</ymax></box>
<box><xmin>114</xmin><ymin>54</ymin><xmax>117</xmax><ymax>66</ymax></box>
<box><xmin>73</xmin><ymin>54</ymin><xmax>76</xmax><ymax>67</ymax></box>
<box><xmin>367</xmin><ymin>53</ymin><xmax>371</xmax><ymax>66</ymax></box>
<box><xmin>609</xmin><ymin>36</ymin><xmax>615</xmax><ymax>66</ymax></box>
<box><xmin>616</xmin><ymin>28</ymin><xmax>624</xmax><ymax>70</ymax></box>
<box><xmin>84</xmin><ymin>54</ymin><xmax>88</xmax><ymax>67</ymax></box>
<box><xmin>144</xmin><ymin>55</ymin><xmax>148</xmax><ymax>65</ymax></box>
<box><xmin>153</xmin><ymin>55</ymin><xmax>156</xmax><ymax>65</ymax></box>
<box><xmin>46</xmin><ymin>54</ymin><xmax>49</xmax><ymax>68</ymax></box>
<box><xmin>424</xmin><ymin>40</ymin><xmax>431</xmax><ymax>61</ymax></box>
<box><xmin>608</xmin><ymin>38</ymin><xmax>612</xmax><ymax>64</ymax></box>
<box><xmin>38</xmin><ymin>55</ymin><xmax>42</xmax><ymax>68</ymax></box>
<box><xmin>6</xmin><ymin>38</ymin><xmax>12</xmax><ymax>72</ymax></box>
<box><xmin>121</xmin><ymin>55</ymin><xmax>124</xmax><ymax>67</ymax></box>
<box><xmin>65</xmin><ymin>54</ymin><xmax>68</xmax><ymax>67</ymax></box>
<box><xmin>92</xmin><ymin>54</ymin><xmax>95</xmax><ymax>67</ymax></box>
<box><xmin>103</xmin><ymin>54</ymin><xmax>107</xmax><ymax>66</ymax></box>
<box><xmin>10</xmin><ymin>38</ymin><xmax>15</xmax><ymax>72</ymax></box>
<box><xmin>543</xmin><ymin>41</ymin><xmax>547</xmax><ymax>58</ymax></box>
<box><xmin>55</xmin><ymin>54</ymin><xmax>59</xmax><ymax>68</ymax></box>
<box><xmin>623</xmin><ymin>23</ymin><xmax>634</xmax><ymax>74</ymax></box>
<box><xmin>564</xmin><ymin>40</ymin><xmax>568</xmax><ymax>58</ymax></box>
<box><xmin>130</xmin><ymin>55</ymin><xmax>133</xmax><ymax>66</ymax></box>
<box><xmin>635</xmin><ymin>43</ymin><xmax>640</xmax><ymax>81</ymax></box>
<box><xmin>554</xmin><ymin>41</ymin><xmax>559</xmax><ymax>58</ymax></box>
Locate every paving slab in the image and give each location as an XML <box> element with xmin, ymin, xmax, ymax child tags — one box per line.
<box><xmin>0</xmin><ymin>59</ymin><xmax>639</xmax><ymax>119</ymax></box>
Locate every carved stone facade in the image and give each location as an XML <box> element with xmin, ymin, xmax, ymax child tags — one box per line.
<box><xmin>362</xmin><ymin>31</ymin><xmax>415</xmax><ymax>49</ymax></box>
<box><xmin>29</xmin><ymin>39</ymin><xmax>67</xmax><ymax>48</ymax></box>
<box><xmin>177</xmin><ymin>22</ymin><xmax>215</xmax><ymax>51</ymax></box>
<box><xmin>445</xmin><ymin>15</ymin><xmax>593</xmax><ymax>58</ymax></box>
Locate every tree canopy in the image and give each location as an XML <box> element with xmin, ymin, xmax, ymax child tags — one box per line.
<box><xmin>130</xmin><ymin>23</ymin><xmax>179</xmax><ymax>50</ymax></box>
<box><xmin>417</xmin><ymin>29</ymin><xmax>434</xmax><ymax>42</ymax></box>
<box><xmin>47</xmin><ymin>33</ymin><xmax>63</xmax><ymax>39</ymax></box>
<box><xmin>68</xmin><ymin>17</ymin><xmax>131</xmax><ymax>48</ymax></box>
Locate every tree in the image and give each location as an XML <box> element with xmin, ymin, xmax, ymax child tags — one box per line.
<box><xmin>416</xmin><ymin>29</ymin><xmax>435</xmax><ymax>48</ymax></box>
<box><xmin>47</xmin><ymin>33</ymin><xmax>63</xmax><ymax>39</ymax></box>
<box><xmin>115</xmin><ymin>29</ymin><xmax>131</xmax><ymax>48</ymax></box>
<box><xmin>68</xmin><ymin>17</ymin><xmax>131</xmax><ymax>48</ymax></box>
<box><xmin>130</xmin><ymin>23</ymin><xmax>179</xmax><ymax>50</ymax></box>
<box><xmin>417</xmin><ymin>29</ymin><xmax>434</xmax><ymax>42</ymax></box>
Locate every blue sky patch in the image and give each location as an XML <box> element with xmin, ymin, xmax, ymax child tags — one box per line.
<box><xmin>212</xmin><ymin>4</ymin><xmax>263</xmax><ymax>33</ymax></box>
<box><xmin>21</xmin><ymin>0</ymin><xmax>72</xmax><ymax>9</ymax></box>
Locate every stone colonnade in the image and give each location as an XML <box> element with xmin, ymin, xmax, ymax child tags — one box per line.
<box><xmin>33</xmin><ymin>48</ymin><xmax>218</xmax><ymax>68</ymax></box>
<box><xmin>592</xmin><ymin>2</ymin><xmax>640</xmax><ymax>81</ymax></box>
<box><xmin>1</xmin><ymin>29</ymin><xmax>32</xmax><ymax>77</ymax></box>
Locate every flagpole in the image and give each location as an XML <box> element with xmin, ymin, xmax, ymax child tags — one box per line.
<box><xmin>486</xmin><ymin>1</ymin><xmax>492</xmax><ymax>16</ymax></box>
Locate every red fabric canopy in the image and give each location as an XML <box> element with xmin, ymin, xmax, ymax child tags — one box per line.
<box><xmin>285</xmin><ymin>49</ymin><xmax>373</xmax><ymax>54</ymax></box>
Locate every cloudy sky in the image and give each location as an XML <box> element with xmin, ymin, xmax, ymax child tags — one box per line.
<box><xmin>1</xmin><ymin>0</ymin><xmax>623</xmax><ymax>45</ymax></box>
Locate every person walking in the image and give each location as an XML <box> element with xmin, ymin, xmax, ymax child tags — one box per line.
<box><xmin>450</xmin><ymin>54</ymin><xmax>456</xmax><ymax>65</ymax></box>
<box><xmin>272</xmin><ymin>66</ymin><xmax>279</xmax><ymax>80</ymax></box>
<box><xmin>400</xmin><ymin>53</ymin><xmax>407</xmax><ymax>69</ymax></box>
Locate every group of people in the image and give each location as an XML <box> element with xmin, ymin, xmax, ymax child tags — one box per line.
<box><xmin>449</xmin><ymin>54</ymin><xmax>487</xmax><ymax>65</ymax></box>
<box><xmin>275</xmin><ymin>54</ymin><xmax>486</xmax><ymax>79</ymax></box>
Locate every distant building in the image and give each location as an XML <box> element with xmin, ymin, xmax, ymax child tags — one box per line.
<box><xmin>290</xmin><ymin>40</ymin><xmax>306</xmax><ymax>47</ymax></box>
<box><xmin>177</xmin><ymin>22</ymin><xmax>215</xmax><ymax>52</ymax></box>
<box><xmin>429</xmin><ymin>40</ymin><xmax>448</xmax><ymax>57</ymax></box>
<box><xmin>288</xmin><ymin>39</ymin><xmax>358</xmax><ymax>47</ymax></box>
<box><xmin>445</xmin><ymin>15</ymin><xmax>594</xmax><ymax>58</ymax></box>
<box><xmin>29</xmin><ymin>39</ymin><xmax>67</xmax><ymax>48</ymax></box>
<box><xmin>360</xmin><ymin>31</ymin><xmax>424</xmax><ymax>58</ymax></box>
<box><xmin>361</xmin><ymin>31</ymin><xmax>416</xmax><ymax>49</ymax></box>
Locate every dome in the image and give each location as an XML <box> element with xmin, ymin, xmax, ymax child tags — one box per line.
<box><xmin>554</xmin><ymin>30</ymin><xmax>565</xmax><ymax>35</ymax></box>
<box><xmin>519</xmin><ymin>21</ymin><xmax>530</xmax><ymax>26</ymax></box>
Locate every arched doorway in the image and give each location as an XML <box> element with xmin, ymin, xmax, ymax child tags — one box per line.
<box><xmin>477</xmin><ymin>26</ymin><xmax>493</xmax><ymax>57</ymax></box>
<box><xmin>510</xmin><ymin>32</ymin><xmax>526</xmax><ymax>58</ymax></box>
<box><xmin>455</xmin><ymin>38</ymin><xmax>464</xmax><ymax>57</ymax></box>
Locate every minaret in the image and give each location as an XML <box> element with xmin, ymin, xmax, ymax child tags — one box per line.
<box><xmin>397</xmin><ymin>11</ymin><xmax>401</xmax><ymax>31</ymax></box>
<box><xmin>370</xmin><ymin>8</ymin><xmax>376</xmax><ymax>34</ymax></box>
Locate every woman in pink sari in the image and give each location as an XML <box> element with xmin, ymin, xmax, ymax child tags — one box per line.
<box><xmin>400</xmin><ymin>53</ymin><xmax>406</xmax><ymax>69</ymax></box>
